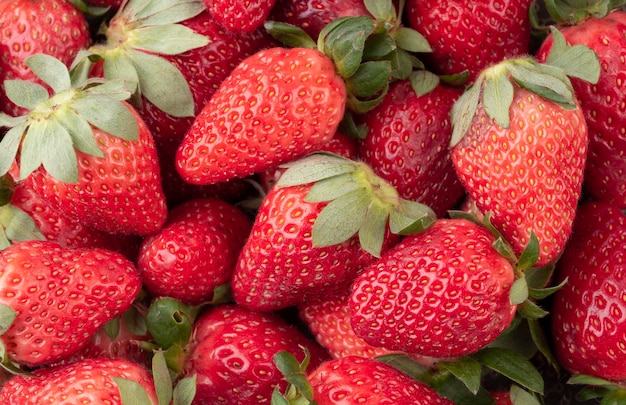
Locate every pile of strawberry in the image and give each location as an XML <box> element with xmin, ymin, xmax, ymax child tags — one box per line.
<box><xmin>0</xmin><ymin>0</ymin><xmax>623</xmax><ymax>403</ymax></box>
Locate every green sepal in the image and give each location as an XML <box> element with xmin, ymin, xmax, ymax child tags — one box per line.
<box><xmin>0</xmin><ymin>303</ymin><xmax>16</xmax><ymax>335</ymax></box>
<box><xmin>509</xmin><ymin>384</ymin><xmax>543</xmax><ymax>405</ymax></box>
<box><xmin>507</xmin><ymin>61</ymin><xmax>576</xmax><ymax>109</ymax></box>
<box><xmin>273</xmin><ymin>349</ymin><xmax>316</xmax><ymax>403</ymax></box>
<box><xmin>312</xmin><ymin>187</ymin><xmax>369</xmax><ymax>248</ymax></box>
<box><xmin>346</xmin><ymin>84</ymin><xmax>389</xmax><ymax>114</ymax></box>
<box><xmin>359</xmin><ymin>199</ymin><xmax>390</xmax><ymax>259</ymax></box>
<box><xmin>516</xmin><ymin>231</ymin><xmax>540</xmax><ymax>272</ymax></box>
<box><xmin>345</xmin><ymin>60</ymin><xmax>392</xmax><ymax>100</ymax></box>
<box><xmin>318</xmin><ymin>16</ymin><xmax>376</xmax><ymax>78</ymax></box>
<box><xmin>71</xmin><ymin>94</ymin><xmax>139</xmax><ymax>142</ymax></box>
<box><xmin>127</xmin><ymin>0</ymin><xmax>206</xmax><ymax>26</ymax></box>
<box><xmin>122</xmin><ymin>303</ymin><xmax>149</xmax><ymax>336</ymax></box>
<box><xmin>516</xmin><ymin>299</ymin><xmax>549</xmax><ymax>320</ymax></box>
<box><xmin>430</xmin><ymin>372</ymin><xmax>496</xmax><ymax>405</ymax></box>
<box><xmin>439</xmin><ymin>71</ymin><xmax>469</xmax><ymax>87</ymax></box>
<box><xmin>338</xmin><ymin>112</ymin><xmax>368</xmax><ymax>139</ymax></box>
<box><xmin>389</xmin><ymin>26</ymin><xmax>432</xmax><ymax>53</ymax></box>
<box><xmin>509</xmin><ymin>276</ymin><xmax>529</xmax><ymax>305</ymax></box>
<box><xmin>543</xmin><ymin>26</ymin><xmax>600</xmax><ymax>84</ymax></box>
<box><xmin>103</xmin><ymin>317</ymin><xmax>121</xmax><ymax>341</ymax></box>
<box><xmin>0</xmin><ymin>123</ymin><xmax>27</xmax><ymax>176</ymax></box>
<box><xmin>173</xmin><ymin>374</ymin><xmax>197</xmax><ymax>405</ymax></box>
<box><xmin>524</xmin><ymin>264</ymin><xmax>555</xmax><ymax>290</ymax></box>
<box><xmin>438</xmin><ymin>357</ymin><xmax>482</xmax><ymax>395</ymax></box>
<box><xmin>450</xmin><ymin>78</ymin><xmax>483</xmax><ymax>147</ymax></box>
<box><xmin>56</xmin><ymin>108</ymin><xmax>105</xmax><ymax>157</ymax></box>
<box><xmin>568</xmin><ymin>373</ymin><xmax>619</xmax><ymax>387</ymax></box>
<box><xmin>276</xmin><ymin>153</ymin><xmax>358</xmax><ymax>188</ymax></box>
<box><xmin>103</xmin><ymin>55</ymin><xmax>141</xmax><ymax>95</ymax></box>
<box><xmin>4</xmin><ymin>80</ymin><xmax>49</xmax><ymax>110</ymax></box>
<box><xmin>472</xmin><ymin>347</ymin><xmax>544</xmax><ymax>394</ymax></box>
<box><xmin>364</xmin><ymin>0</ymin><xmax>396</xmax><ymax>22</ymax></box>
<box><xmin>409</xmin><ymin>70</ymin><xmax>440</xmax><ymax>97</ymax></box>
<box><xmin>482</xmin><ymin>72</ymin><xmax>514</xmax><ymax>129</ymax></box>
<box><xmin>375</xmin><ymin>353</ymin><xmax>432</xmax><ymax>383</ymax></box>
<box><xmin>362</xmin><ymin>33</ymin><xmax>397</xmax><ymax>60</ymax></box>
<box><xmin>0</xmin><ymin>175</ymin><xmax>13</xmax><ymax>207</ymax></box>
<box><xmin>528</xmin><ymin>277</ymin><xmax>567</xmax><ymax>300</ymax></box>
<box><xmin>131</xmin><ymin>24</ymin><xmax>209</xmax><ymax>55</ymax></box>
<box><xmin>527</xmin><ymin>318</ymin><xmax>560</xmax><ymax>370</ymax></box>
<box><xmin>264</xmin><ymin>21</ymin><xmax>317</xmax><ymax>49</ymax></box>
<box><xmin>388</xmin><ymin>199</ymin><xmax>436</xmax><ymax>235</ymax></box>
<box><xmin>305</xmin><ymin>173</ymin><xmax>363</xmax><ymax>202</ymax></box>
<box><xmin>544</xmin><ymin>0</ymin><xmax>616</xmax><ymax>24</ymax></box>
<box><xmin>385</xmin><ymin>48</ymin><xmax>417</xmax><ymax>81</ymax></box>
<box><xmin>25</xmin><ymin>54</ymin><xmax>72</xmax><ymax>94</ymax></box>
<box><xmin>152</xmin><ymin>350</ymin><xmax>174</xmax><ymax>405</ymax></box>
<box><xmin>145</xmin><ymin>297</ymin><xmax>193</xmax><ymax>350</ymax></box>
<box><xmin>114</xmin><ymin>377</ymin><xmax>154</xmax><ymax>405</ymax></box>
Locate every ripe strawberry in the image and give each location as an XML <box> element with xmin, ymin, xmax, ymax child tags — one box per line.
<box><xmin>0</xmin><ymin>357</ymin><xmax>159</xmax><ymax>404</ymax></box>
<box><xmin>137</xmin><ymin>198</ymin><xmax>252</xmax><ymax>305</ymax></box>
<box><xmin>358</xmin><ymin>79</ymin><xmax>465</xmax><ymax>218</ymax></box>
<box><xmin>350</xmin><ymin>218</ymin><xmax>517</xmax><ymax>358</ymax></box>
<box><xmin>0</xmin><ymin>240</ymin><xmax>142</xmax><ymax>367</ymax></box>
<box><xmin>550</xmin><ymin>201</ymin><xmax>626</xmax><ymax>381</ymax></box>
<box><xmin>0</xmin><ymin>0</ymin><xmax>91</xmax><ymax>116</ymax></box>
<box><xmin>536</xmin><ymin>10</ymin><xmax>626</xmax><ymax>209</ymax></box>
<box><xmin>307</xmin><ymin>355</ymin><xmax>454</xmax><ymax>404</ymax></box>
<box><xmin>182</xmin><ymin>304</ymin><xmax>328</xmax><ymax>404</ymax></box>
<box><xmin>449</xmin><ymin>42</ymin><xmax>599</xmax><ymax>266</ymax></box>
<box><xmin>203</xmin><ymin>0</ymin><xmax>277</xmax><ymax>33</ymax></box>
<box><xmin>405</xmin><ymin>0</ymin><xmax>533</xmax><ymax>81</ymax></box>
<box><xmin>175</xmin><ymin>46</ymin><xmax>347</xmax><ymax>185</ymax></box>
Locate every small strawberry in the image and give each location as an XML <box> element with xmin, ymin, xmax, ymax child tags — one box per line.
<box><xmin>550</xmin><ymin>201</ymin><xmax>626</xmax><ymax>382</ymax></box>
<box><xmin>0</xmin><ymin>240</ymin><xmax>142</xmax><ymax>368</ymax></box>
<box><xmin>350</xmin><ymin>218</ymin><xmax>517</xmax><ymax>358</ymax></box>
<box><xmin>358</xmin><ymin>77</ymin><xmax>465</xmax><ymax>218</ymax></box>
<box><xmin>203</xmin><ymin>0</ymin><xmax>278</xmax><ymax>33</ymax></box>
<box><xmin>535</xmin><ymin>7</ymin><xmax>626</xmax><ymax>209</ymax></box>
<box><xmin>406</xmin><ymin>0</ymin><xmax>534</xmax><ymax>81</ymax></box>
<box><xmin>0</xmin><ymin>357</ymin><xmax>159</xmax><ymax>404</ymax></box>
<box><xmin>137</xmin><ymin>198</ymin><xmax>252</xmax><ymax>305</ymax></box>
<box><xmin>0</xmin><ymin>0</ymin><xmax>91</xmax><ymax>116</ymax></box>
<box><xmin>449</xmin><ymin>33</ymin><xmax>600</xmax><ymax>265</ymax></box>
<box><xmin>182</xmin><ymin>304</ymin><xmax>328</xmax><ymax>404</ymax></box>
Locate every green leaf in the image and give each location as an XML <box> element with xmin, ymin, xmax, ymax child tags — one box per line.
<box><xmin>510</xmin><ymin>276</ymin><xmax>529</xmax><ymax>305</ymax></box>
<box><xmin>391</xmin><ymin>27</ymin><xmax>432</xmax><ymax>53</ymax></box>
<box><xmin>56</xmin><ymin>108</ymin><xmax>104</xmax><ymax>157</ymax></box>
<box><xmin>409</xmin><ymin>70</ymin><xmax>439</xmax><ymax>97</ymax></box>
<box><xmin>2</xmin><ymin>205</ymin><xmax>45</xmax><ymax>243</ymax></box>
<box><xmin>320</xmin><ymin>16</ymin><xmax>376</xmax><ymax>78</ymax></box>
<box><xmin>362</xmin><ymin>33</ymin><xmax>396</xmax><ymax>60</ymax></box>
<box><xmin>544</xmin><ymin>26</ymin><xmax>600</xmax><ymax>84</ymax></box>
<box><xmin>375</xmin><ymin>353</ymin><xmax>431</xmax><ymax>382</ymax></box>
<box><xmin>305</xmin><ymin>173</ymin><xmax>363</xmax><ymax>202</ymax></box>
<box><xmin>482</xmin><ymin>73</ymin><xmax>514</xmax><ymax>129</ymax></box>
<box><xmin>131</xmin><ymin>0</ymin><xmax>207</xmax><ymax>25</ymax></box>
<box><xmin>524</xmin><ymin>265</ymin><xmax>555</xmax><ymax>290</ymax></box>
<box><xmin>264</xmin><ymin>21</ymin><xmax>317</xmax><ymax>49</ymax></box>
<box><xmin>153</xmin><ymin>350</ymin><xmax>173</xmax><ymax>405</ymax></box>
<box><xmin>450</xmin><ymin>77</ymin><xmax>483</xmax><ymax>147</ymax></box>
<box><xmin>345</xmin><ymin>60</ymin><xmax>392</xmax><ymax>99</ymax></box>
<box><xmin>276</xmin><ymin>154</ymin><xmax>357</xmax><ymax>188</ymax></box>
<box><xmin>312</xmin><ymin>188</ymin><xmax>370</xmax><ymax>248</ymax></box>
<box><xmin>273</xmin><ymin>350</ymin><xmax>315</xmax><ymax>401</ymax></box>
<box><xmin>510</xmin><ymin>384</ymin><xmax>542</xmax><ymax>405</ymax></box>
<box><xmin>507</xmin><ymin>61</ymin><xmax>575</xmax><ymax>107</ymax></box>
<box><xmin>0</xmin><ymin>303</ymin><xmax>16</xmax><ymax>335</ymax></box>
<box><xmin>517</xmin><ymin>231</ymin><xmax>540</xmax><ymax>271</ymax></box>
<box><xmin>103</xmin><ymin>318</ymin><xmax>121</xmax><ymax>341</ymax></box>
<box><xmin>114</xmin><ymin>377</ymin><xmax>154</xmax><ymax>405</ymax></box>
<box><xmin>4</xmin><ymin>80</ymin><xmax>49</xmax><ymax>110</ymax></box>
<box><xmin>527</xmin><ymin>318</ymin><xmax>560</xmax><ymax>370</ymax></box>
<box><xmin>359</xmin><ymin>199</ymin><xmax>390</xmax><ymax>258</ymax></box>
<box><xmin>173</xmin><ymin>375</ymin><xmax>197</xmax><ymax>405</ymax></box>
<box><xmin>127</xmin><ymin>50</ymin><xmax>195</xmax><ymax>117</ymax></box>
<box><xmin>431</xmin><ymin>374</ymin><xmax>496</xmax><ymax>405</ymax></box>
<box><xmin>71</xmin><ymin>95</ymin><xmax>139</xmax><ymax>141</ymax></box>
<box><xmin>568</xmin><ymin>373</ymin><xmax>618</xmax><ymax>387</ymax></box>
<box><xmin>338</xmin><ymin>112</ymin><xmax>368</xmax><ymax>139</ymax></box>
<box><xmin>0</xmin><ymin>123</ymin><xmax>27</xmax><ymax>176</ymax></box>
<box><xmin>388</xmin><ymin>199</ymin><xmax>435</xmax><ymax>235</ymax></box>
<box><xmin>439</xmin><ymin>357</ymin><xmax>483</xmax><ymax>395</ymax></box>
<box><xmin>132</xmin><ymin>25</ymin><xmax>209</xmax><ymax>55</ymax></box>
<box><xmin>517</xmin><ymin>299</ymin><xmax>549</xmax><ymax>320</ymax></box>
<box><xmin>473</xmin><ymin>347</ymin><xmax>544</xmax><ymax>393</ymax></box>
<box><xmin>346</xmin><ymin>84</ymin><xmax>389</xmax><ymax>113</ymax></box>
<box><xmin>528</xmin><ymin>277</ymin><xmax>567</xmax><ymax>300</ymax></box>
<box><xmin>85</xmin><ymin>77</ymin><xmax>135</xmax><ymax>102</ymax></box>
<box><xmin>364</xmin><ymin>0</ymin><xmax>396</xmax><ymax>21</ymax></box>
<box><xmin>0</xmin><ymin>229</ymin><xmax>9</xmax><ymax>251</ymax></box>
<box><xmin>25</xmin><ymin>54</ymin><xmax>72</xmax><ymax>93</ymax></box>
<box><xmin>103</xmin><ymin>55</ymin><xmax>140</xmax><ymax>95</ymax></box>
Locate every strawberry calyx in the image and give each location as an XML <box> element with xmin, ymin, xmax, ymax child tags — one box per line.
<box><xmin>0</xmin><ymin>303</ymin><xmax>26</xmax><ymax>375</ymax></box>
<box><xmin>567</xmin><ymin>373</ymin><xmax>626</xmax><ymax>403</ymax></box>
<box><xmin>75</xmin><ymin>0</ymin><xmax>209</xmax><ymax>118</ymax></box>
<box><xmin>272</xmin><ymin>349</ymin><xmax>316</xmax><ymax>405</ymax></box>
<box><xmin>537</xmin><ymin>0</ymin><xmax>626</xmax><ymax>27</ymax></box>
<box><xmin>450</xmin><ymin>27</ymin><xmax>600</xmax><ymax>147</ymax></box>
<box><xmin>0</xmin><ymin>173</ymin><xmax>45</xmax><ymax>250</ymax></box>
<box><xmin>276</xmin><ymin>152</ymin><xmax>436</xmax><ymax>258</ymax></box>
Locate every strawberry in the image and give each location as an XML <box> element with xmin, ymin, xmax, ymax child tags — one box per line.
<box><xmin>358</xmin><ymin>78</ymin><xmax>465</xmax><ymax>218</ymax></box>
<box><xmin>137</xmin><ymin>198</ymin><xmax>252</xmax><ymax>305</ymax></box>
<box><xmin>550</xmin><ymin>201</ymin><xmax>626</xmax><ymax>381</ymax></box>
<box><xmin>350</xmin><ymin>218</ymin><xmax>517</xmax><ymax>358</ymax></box>
<box><xmin>0</xmin><ymin>0</ymin><xmax>91</xmax><ymax>116</ymax></box>
<box><xmin>405</xmin><ymin>0</ymin><xmax>534</xmax><ymax>81</ymax></box>
<box><xmin>175</xmin><ymin>46</ymin><xmax>347</xmax><ymax>185</ymax></box>
<box><xmin>203</xmin><ymin>0</ymin><xmax>278</xmax><ymax>33</ymax></box>
<box><xmin>0</xmin><ymin>240</ymin><xmax>142</xmax><ymax>368</ymax></box>
<box><xmin>449</xmin><ymin>37</ymin><xmax>600</xmax><ymax>266</ymax></box>
<box><xmin>535</xmin><ymin>9</ymin><xmax>626</xmax><ymax>209</ymax></box>
<box><xmin>307</xmin><ymin>355</ymin><xmax>454</xmax><ymax>404</ymax></box>
<box><xmin>0</xmin><ymin>357</ymin><xmax>159</xmax><ymax>404</ymax></box>
<box><xmin>182</xmin><ymin>304</ymin><xmax>328</xmax><ymax>404</ymax></box>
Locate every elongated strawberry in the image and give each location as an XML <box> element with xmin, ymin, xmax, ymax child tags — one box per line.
<box><xmin>350</xmin><ymin>218</ymin><xmax>517</xmax><ymax>358</ymax></box>
<box><xmin>449</xmin><ymin>34</ymin><xmax>600</xmax><ymax>265</ymax></box>
<box><xmin>0</xmin><ymin>357</ymin><xmax>159</xmax><ymax>404</ymax></box>
<box><xmin>0</xmin><ymin>0</ymin><xmax>91</xmax><ymax>116</ymax></box>
<box><xmin>203</xmin><ymin>0</ymin><xmax>277</xmax><ymax>33</ymax></box>
<box><xmin>406</xmin><ymin>0</ymin><xmax>533</xmax><ymax>81</ymax></box>
<box><xmin>0</xmin><ymin>240</ymin><xmax>142</xmax><ymax>368</ymax></box>
<box><xmin>536</xmin><ymin>8</ymin><xmax>626</xmax><ymax>209</ymax></box>
<box><xmin>182</xmin><ymin>304</ymin><xmax>328</xmax><ymax>404</ymax></box>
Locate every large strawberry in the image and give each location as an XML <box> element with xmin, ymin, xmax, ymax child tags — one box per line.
<box><xmin>535</xmin><ymin>6</ymin><xmax>626</xmax><ymax>209</ymax></box>
<box><xmin>0</xmin><ymin>0</ymin><xmax>91</xmax><ymax>116</ymax></box>
<box><xmin>0</xmin><ymin>54</ymin><xmax>167</xmax><ymax>236</ymax></box>
<box><xmin>449</xmin><ymin>32</ymin><xmax>600</xmax><ymax>266</ymax></box>
<box><xmin>0</xmin><ymin>357</ymin><xmax>159</xmax><ymax>404</ymax></box>
<box><xmin>405</xmin><ymin>0</ymin><xmax>534</xmax><ymax>81</ymax></box>
<box><xmin>0</xmin><ymin>240</ymin><xmax>142</xmax><ymax>368</ymax></box>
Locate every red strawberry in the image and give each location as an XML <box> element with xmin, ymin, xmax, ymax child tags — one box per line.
<box><xmin>536</xmin><ymin>10</ymin><xmax>626</xmax><ymax>209</ymax></box>
<box><xmin>0</xmin><ymin>0</ymin><xmax>91</xmax><ymax>116</ymax></box>
<box><xmin>182</xmin><ymin>304</ymin><xmax>328</xmax><ymax>404</ymax></box>
<box><xmin>307</xmin><ymin>356</ymin><xmax>454</xmax><ymax>404</ymax></box>
<box><xmin>449</xmin><ymin>45</ymin><xmax>599</xmax><ymax>266</ymax></box>
<box><xmin>550</xmin><ymin>201</ymin><xmax>626</xmax><ymax>381</ymax></box>
<box><xmin>358</xmin><ymin>78</ymin><xmax>465</xmax><ymax>218</ymax></box>
<box><xmin>203</xmin><ymin>0</ymin><xmax>277</xmax><ymax>33</ymax></box>
<box><xmin>0</xmin><ymin>240</ymin><xmax>142</xmax><ymax>367</ymax></box>
<box><xmin>137</xmin><ymin>198</ymin><xmax>252</xmax><ymax>305</ymax></box>
<box><xmin>175</xmin><ymin>46</ymin><xmax>347</xmax><ymax>185</ymax></box>
<box><xmin>0</xmin><ymin>357</ymin><xmax>158</xmax><ymax>404</ymax></box>
<box><xmin>405</xmin><ymin>0</ymin><xmax>533</xmax><ymax>81</ymax></box>
<box><xmin>350</xmin><ymin>218</ymin><xmax>517</xmax><ymax>358</ymax></box>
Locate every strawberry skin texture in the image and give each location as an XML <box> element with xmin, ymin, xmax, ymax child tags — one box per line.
<box><xmin>175</xmin><ymin>46</ymin><xmax>347</xmax><ymax>185</ymax></box>
<box><xmin>183</xmin><ymin>304</ymin><xmax>328</xmax><ymax>404</ymax></box>
<box><xmin>308</xmin><ymin>356</ymin><xmax>453</xmax><ymax>405</ymax></box>
<box><xmin>550</xmin><ymin>201</ymin><xmax>626</xmax><ymax>381</ymax></box>
<box><xmin>0</xmin><ymin>240</ymin><xmax>142</xmax><ymax>367</ymax></box>
<box><xmin>350</xmin><ymin>219</ymin><xmax>516</xmax><ymax>358</ymax></box>
<box><xmin>203</xmin><ymin>0</ymin><xmax>277</xmax><ymax>33</ymax></box>
<box><xmin>451</xmin><ymin>86</ymin><xmax>588</xmax><ymax>266</ymax></box>
<box><xmin>0</xmin><ymin>0</ymin><xmax>91</xmax><ymax>116</ymax></box>
<box><xmin>359</xmin><ymin>80</ymin><xmax>465</xmax><ymax>217</ymax></box>
<box><xmin>406</xmin><ymin>0</ymin><xmax>532</xmax><ymax>81</ymax></box>
<box><xmin>0</xmin><ymin>357</ymin><xmax>158</xmax><ymax>404</ymax></box>
<box><xmin>536</xmin><ymin>12</ymin><xmax>626</xmax><ymax>209</ymax></box>
<box><xmin>232</xmin><ymin>184</ymin><xmax>381</xmax><ymax>311</ymax></box>
<box><xmin>28</xmin><ymin>103</ymin><xmax>168</xmax><ymax>237</ymax></box>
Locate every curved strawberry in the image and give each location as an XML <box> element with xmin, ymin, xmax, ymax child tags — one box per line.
<box><xmin>350</xmin><ymin>218</ymin><xmax>517</xmax><ymax>358</ymax></box>
<box><xmin>0</xmin><ymin>240</ymin><xmax>142</xmax><ymax>368</ymax></box>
